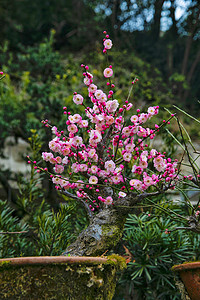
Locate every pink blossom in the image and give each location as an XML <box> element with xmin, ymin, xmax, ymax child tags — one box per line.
<box><xmin>129</xmin><ymin>179</ymin><xmax>143</xmax><ymax>191</ymax></box>
<box><xmin>119</xmin><ymin>191</ymin><xmax>127</xmax><ymax>198</ymax></box>
<box><xmin>60</xmin><ymin>179</ymin><xmax>70</xmax><ymax>188</ymax></box>
<box><xmin>131</xmin><ymin>115</ymin><xmax>139</xmax><ymax>123</ymax></box>
<box><xmin>99</xmin><ymin>92</ymin><xmax>107</xmax><ymax>102</ymax></box>
<box><xmin>71</xmin><ymin>163</ymin><xmax>80</xmax><ymax>173</ymax></box>
<box><xmin>74</xmin><ymin>180</ymin><xmax>84</xmax><ymax>189</ymax></box>
<box><xmin>103</xmin><ymin>39</ymin><xmax>113</xmax><ymax>50</ymax></box>
<box><xmin>52</xmin><ymin>176</ymin><xmax>62</xmax><ymax>185</ymax></box>
<box><xmin>79</xmin><ymin>120</ymin><xmax>88</xmax><ymax>128</ymax></box>
<box><xmin>55</xmin><ymin>156</ymin><xmax>62</xmax><ymax>164</ymax></box>
<box><xmin>125</xmin><ymin>143</ymin><xmax>135</xmax><ymax>153</ymax></box>
<box><xmin>104</xmin><ymin>196</ymin><xmax>113</xmax><ymax>205</ymax></box>
<box><xmin>126</xmin><ymin>103</ymin><xmax>133</xmax><ymax>111</ymax></box>
<box><xmin>111</xmin><ymin>175</ymin><xmax>122</xmax><ymax>184</ymax></box>
<box><xmin>90</xmin><ymin>165</ymin><xmax>98</xmax><ymax>174</ymax></box>
<box><xmin>89</xmin><ymin>176</ymin><xmax>98</xmax><ymax>185</ymax></box>
<box><xmin>54</xmin><ymin>164</ymin><xmax>64</xmax><ymax>174</ymax></box>
<box><xmin>95</xmin><ymin>89</ymin><xmax>103</xmax><ymax>99</ymax></box>
<box><xmin>52</xmin><ymin>126</ymin><xmax>58</xmax><ymax>134</ymax></box>
<box><xmin>68</xmin><ymin>124</ymin><xmax>78</xmax><ymax>133</ymax></box>
<box><xmin>89</xmin><ymin>130</ymin><xmax>102</xmax><ymax>144</ymax></box>
<box><xmin>154</xmin><ymin>156</ymin><xmax>163</xmax><ymax>165</ymax></box>
<box><xmin>143</xmin><ymin>175</ymin><xmax>154</xmax><ymax>187</ymax></box>
<box><xmin>73</xmin><ymin>136</ymin><xmax>83</xmax><ymax>147</ymax></box>
<box><xmin>154</xmin><ymin>162</ymin><xmax>166</xmax><ymax>172</ymax></box>
<box><xmin>106</xmin><ymin>100</ymin><xmax>119</xmax><ymax>113</ymax></box>
<box><xmin>73</xmin><ymin>94</ymin><xmax>83</xmax><ymax>105</ymax></box>
<box><xmin>148</xmin><ymin>106</ymin><xmax>156</xmax><ymax>115</ymax></box>
<box><xmin>42</xmin><ymin>152</ymin><xmax>54</xmax><ymax>162</ymax></box>
<box><xmin>139</xmin><ymin>113</ymin><xmax>148</xmax><ymax>124</ymax></box>
<box><xmin>98</xmin><ymin>170</ymin><xmax>107</xmax><ymax>178</ymax></box>
<box><xmin>88</xmin><ymin>83</ymin><xmax>97</xmax><ymax>94</ymax></box>
<box><xmin>103</xmin><ymin>68</ymin><xmax>113</xmax><ymax>78</ymax></box>
<box><xmin>61</xmin><ymin>147</ymin><xmax>70</xmax><ymax>156</ymax></box>
<box><xmin>122</xmin><ymin>127</ymin><xmax>131</xmax><ymax>137</ymax></box>
<box><xmin>139</xmin><ymin>160</ymin><xmax>148</xmax><ymax>169</ymax></box>
<box><xmin>88</xmin><ymin>148</ymin><xmax>96</xmax><ymax>158</ymax></box>
<box><xmin>106</xmin><ymin>115</ymin><xmax>114</xmax><ymax>125</ymax></box>
<box><xmin>150</xmin><ymin>149</ymin><xmax>157</xmax><ymax>157</ymax></box>
<box><xmin>62</xmin><ymin>157</ymin><xmax>68</xmax><ymax>165</ymax></box>
<box><xmin>105</xmin><ymin>160</ymin><xmax>115</xmax><ymax>172</ymax></box>
<box><xmin>79</xmin><ymin>164</ymin><xmax>88</xmax><ymax>172</ymax></box>
<box><xmin>123</xmin><ymin>152</ymin><xmax>132</xmax><ymax>162</ymax></box>
<box><xmin>73</xmin><ymin>114</ymin><xmax>82</xmax><ymax>123</ymax></box>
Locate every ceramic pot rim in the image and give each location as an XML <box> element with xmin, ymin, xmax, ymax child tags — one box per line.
<box><xmin>0</xmin><ymin>256</ymin><xmax>108</xmax><ymax>266</ymax></box>
<box><xmin>172</xmin><ymin>261</ymin><xmax>200</xmax><ymax>272</ymax></box>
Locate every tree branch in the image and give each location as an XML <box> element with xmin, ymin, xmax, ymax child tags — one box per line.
<box><xmin>0</xmin><ymin>231</ymin><xmax>28</xmax><ymax>235</ymax></box>
<box><xmin>62</xmin><ymin>190</ymin><xmax>93</xmax><ymax>220</ymax></box>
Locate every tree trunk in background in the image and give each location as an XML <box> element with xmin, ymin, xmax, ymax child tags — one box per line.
<box><xmin>167</xmin><ymin>44</ymin><xmax>173</xmax><ymax>77</ymax></box>
<box><xmin>110</xmin><ymin>0</ymin><xmax>121</xmax><ymax>42</ymax></box>
<box><xmin>169</xmin><ymin>0</ymin><xmax>178</xmax><ymax>38</ymax></box>
<box><xmin>182</xmin><ymin>49</ymin><xmax>200</xmax><ymax>103</ymax></box>
<box><xmin>179</xmin><ymin>5</ymin><xmax>200</xmax><ymax>101</ymax></box>
<box><xmin>151</xmin><ymin>0</ymin><xmax>165</xmax><ymax>43</ymax></box>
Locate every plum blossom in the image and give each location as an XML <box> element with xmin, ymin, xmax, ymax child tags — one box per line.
<box><xmin>42</xmin><ymin>152</ymin><xmax>54</xmax><ymax>162</ymax></box>
<box><xmin>131</xmin><ymin>115</ymin><xmax>139</xmax><ymax>123</ymax></box>
<box><xmin>68</xmin><ymin>124</ymin><xmax>78</xmax><ymax>134</ymax></box>
<box><xmin>143</xmin><ymin>175</ymin><xmax>154</xmax><ymax>187</ymax></box>
<box><xmin>90</xmin><ymin>165</ymin><xmax>98</xmax><ymax>174</ymax></box>
<box><xmin>123</xmin><ymin>152</ymin><xmax>132</xmax><ymax>162</ymax></box>
<box><xmin>79</xmin><ymin>164</ymin><xmax>88</xmax><ymax>172</ymax></box>
<box><xmin>73</xmin><ymin>136</ymin><xmax>83</xmax><ymax>147</ymax></box>
<box><xmin>79</xmin><ymin>120</ymin><xmax>88</xmax><ymax>128</ymax></box>
<box><xmin>95</xmin><ymin>89</ymin><xmax>103</xmax><ymax>99</ymax></box>
<box><xmin>76</xmin><ymin>180</ymin><xmax>84</xmax><ymax>189</ymax></box>
<box><xmin>62</xmin><ymin>157</ymin><xmax>68</xmax><ymax>165</ymax></box>
<box><xmin>89</xmin><ymin>130</ymin><xmax>102</xmax><ymax>144</ymax></box>
<box><xmin>103</xmin><ymin>68</ymin><xmax>113</xmax><ymax>78</ymax></box>
<box><xmin>40</xmin><ymin>31</ymin><xmax>177</xmax><ymax>213</ymax></box>
<box><xmin>106</xmin><ymin>100</ymin><xmax>119</xmax><ymax>113</ymax></box>
<box><xmin>103</xmin><ymin>39</ymin><xmax>113</xmax><ymax>50</ymax></box>
<box><xmin>89</xmin><ymin>176</ymin><xmax>98</xmax><ymax>185</ymax></box>
<box><xmin>104</xmin><ymin>196</ymin><xmax>113</xmax><ymax>205</ymax></box>
<box><xmin>71</xmin><ymin>163</ymin><xmax>80</xmax><ymax>173</ymax></box>
<box><xmin>105</xmin><ymin>160</ymin><xmax>115</xmax><ymax>172</ymax></box>
<box><xmin>129</xmin><ymin>179</ymin><xmax>143</xmax><ymax>191</ymax></box>
<box><xmin>54</xmin><ymin>164</ymin><xmax>64</xmax><ymax>174</ymax></box>
<box><xmin>119</xmin><ymin>191</ymin><xmax>127</xmax><ymax>198</ymax></box>
<box><xmin>73</xmin><ymin>94</ymin><xmax>83</xmax><ymax>105</ymax></box>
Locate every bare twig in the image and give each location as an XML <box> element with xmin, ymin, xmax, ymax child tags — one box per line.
<box><xmin>62</xmin><ymin>190</ymin><xmax>93</xmax><ymax>220</ymax></box>
<box><xmin>0</xmin><ymin>231</ymin><xmax>28</xmax><ymax>235</ymax></box>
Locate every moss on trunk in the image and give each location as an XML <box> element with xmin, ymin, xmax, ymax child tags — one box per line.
<box><xmin>63</xmin><ymin>207</ymin><xmax>126</xmax><ymax>256</ymax></box>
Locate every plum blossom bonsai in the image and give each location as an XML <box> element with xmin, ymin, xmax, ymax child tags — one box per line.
<box><xmin>30</xmin><ymin>31</ymin><xmax>200</xmax><ymax>257</ymax></box>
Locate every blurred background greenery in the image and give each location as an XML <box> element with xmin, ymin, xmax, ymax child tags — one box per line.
<box><xmin>0</xmin><ymin>1</ymin><xmax>199</xmax><ymax>299</ymax></box>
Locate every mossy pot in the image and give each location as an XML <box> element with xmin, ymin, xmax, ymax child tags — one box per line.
<box><xmin>0</xmin><ymin>255</ymin><xmax>126</xmax><ymax>300</ymax></box>
<box><xmin>172</xmin><ymin>261</ymin><xmax>200</xmax><ymax>300</ymax></box>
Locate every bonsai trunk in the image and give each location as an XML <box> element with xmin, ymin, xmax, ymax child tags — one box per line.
<box><xmin>63</xmin><ymin>207</ymin><xmax>126</xmax><ymax>256</ymax></box>
<box><xmin>62</xmin><ymin>191</ymin><xmax>144</xmax><ymax>256</ymax></box>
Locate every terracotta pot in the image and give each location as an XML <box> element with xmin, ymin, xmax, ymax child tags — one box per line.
<box><xmin>172</xmin><ymin>262</ymin><xmax>200</xmax><ymax>300</ymax></box>
<box><xmin>0</xmin><ymin>255</ymin><xmax>126</xmax><ymax>300</ymax></box>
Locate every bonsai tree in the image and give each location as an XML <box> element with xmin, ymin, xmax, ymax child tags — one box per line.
<box><xmin>26</xmin><ymin>30</ymin><xmax>200</xmax><ymax>258</ymax></box>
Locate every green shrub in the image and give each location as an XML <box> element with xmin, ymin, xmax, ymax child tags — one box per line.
<box><xmin>114</xmin><ymin>211</ymin><xmax>199</xmax><ymax>300</ymax></box>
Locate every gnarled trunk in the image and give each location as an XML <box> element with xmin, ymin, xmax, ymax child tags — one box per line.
<box><xmin>62</xmin><ymin>191</ymin><xmax>146</xmax><ymax>256</ymax></box>
<box><xmin>62</xmin><ymin>206</ymin><xmax>127</xmax><ymax>256</ymax></box>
